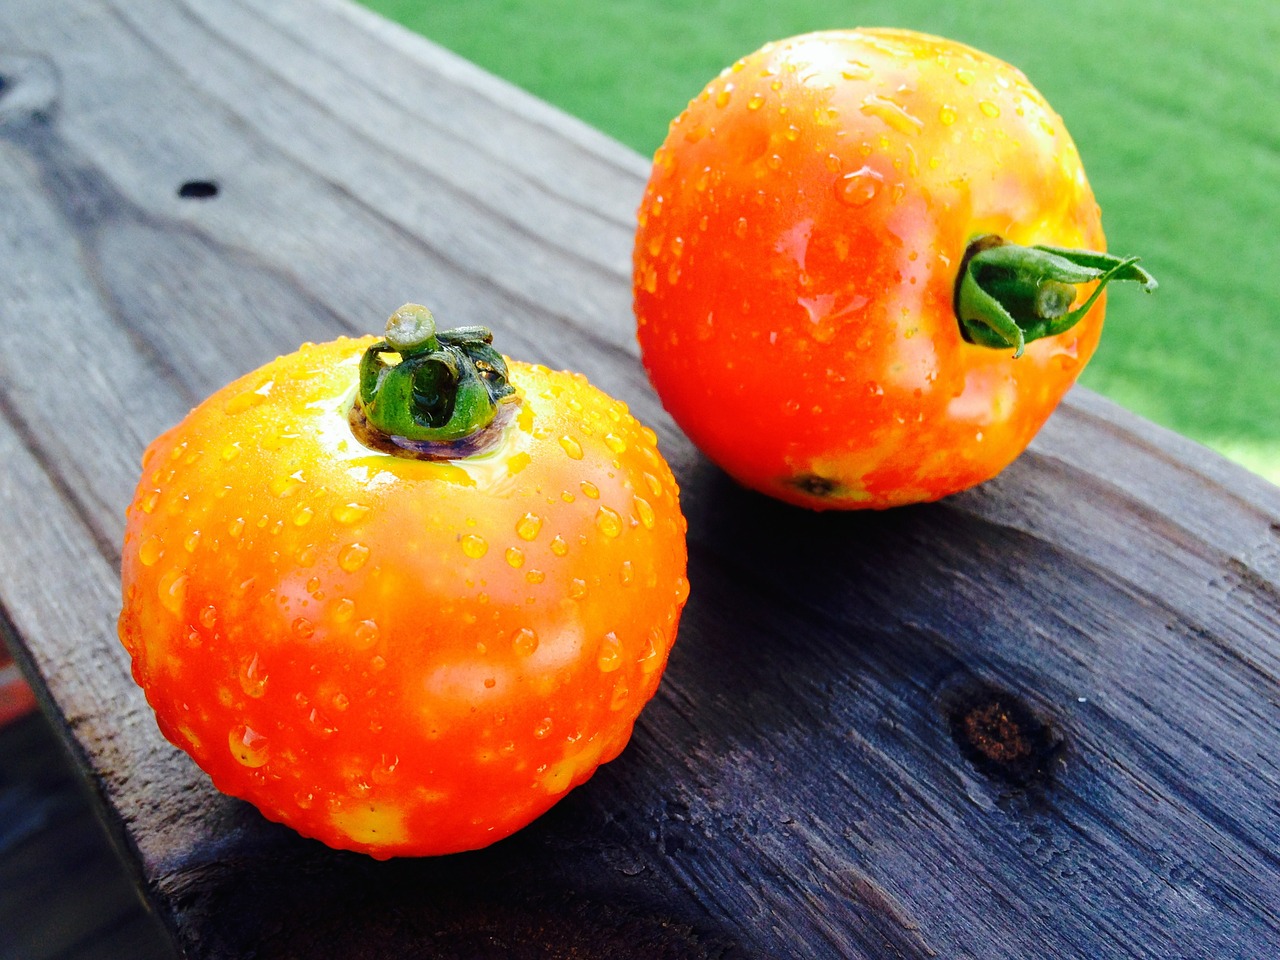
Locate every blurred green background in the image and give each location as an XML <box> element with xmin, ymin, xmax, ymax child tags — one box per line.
<box><xmin>359</xmin><ymin>0</ymin><xmax>1280</xmax><ymax>484</ymax></box>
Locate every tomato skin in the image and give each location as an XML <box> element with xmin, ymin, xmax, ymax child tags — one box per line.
<box><xmin>634</xmin><ymin>29</ymin><xmax>1107</xmax><ymax>509</ymax></box>
<box><xmin>118</xmin><ymin>337</ymin><xmax>688</xmax><ymax>858</ymax></box>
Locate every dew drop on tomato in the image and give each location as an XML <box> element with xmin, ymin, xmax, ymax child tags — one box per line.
<box><xmin>511</xmin><ymin>627</ymin><xmax>539</xmax><ymax>657</ymax></box>
<box><xmin>331</xmin><ymin>502</ymin><xmax>371</xmax><ymax>525</ymax></box>
<box><xmin>595</xmin><ymin>506</ymin><xmax>623</xmax><ymax>539</ymax></box>
<box><xmin>515</xmin><ymin>513</ymin><xmax>543</xmax><ymax>541</ymax></box>
<box><xmin>230</xmin><ymin>724</ymin><xmax>269</xmax><ymax>767</ymax></box>
<box><xmin>339</xmin><ymin>543</ymin><xmax>370</xmax><ymax>572</ymax></box>
<box><xmin>597</xmin><ymin>632</ymin><xmax>623</xmax><ymax>672</ymax></box>
<box><xmin>460</xmin><ymin>534</ymin><xmax>488</xmax><ymax>559</ymax></box>
<box><xmin>353</xmin><ymin>619</ymin><xmax>379</xmax><ymax>649</ymax></box>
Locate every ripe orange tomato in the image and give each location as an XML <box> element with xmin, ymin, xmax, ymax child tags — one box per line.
<box><xmin>634</xmin><ymin>29</ymin><xmax>1153</xmax><ymax>509</ymax></box>
<box><xmin>118</xmin><ymin>306</ymin><xmax>688</xmax><ymax>858</ymax></box>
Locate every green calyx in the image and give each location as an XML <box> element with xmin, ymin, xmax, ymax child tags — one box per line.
<box><xmin>354</xmin><ymin>304</ymin><xmax>516</xmax><ymax>451</ymax></box>
<box><xmin>955</xmin><ymin>236</ymin><xmax>1157</xmax><ymax>358</ymax></box>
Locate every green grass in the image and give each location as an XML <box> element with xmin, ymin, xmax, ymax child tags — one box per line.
<box><xmin>360</xmin><ymin>0</ymin><xmax>1280</xmax><ymax>483</ymax></box>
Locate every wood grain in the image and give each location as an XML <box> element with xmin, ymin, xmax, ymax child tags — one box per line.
<box><xmin>1</xmin><ymin>0</ymin><xmax>1278</xmax><ymax>957</ymax></box>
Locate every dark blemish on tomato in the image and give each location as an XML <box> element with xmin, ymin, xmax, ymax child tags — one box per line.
<box><xmin>791</xmin><ymin>473</ymin><xmax>837</xmax><ymax>497</ymax></box>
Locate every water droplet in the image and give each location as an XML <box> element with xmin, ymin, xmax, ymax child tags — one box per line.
<box><xmin>979</xmin><ymin>100</ymin><xmax>1001</xmax><ymax>118</ymax></box>
<box><xmin>140</xmin><ymin>489</ymin><xmax>161</xmax><ymax>514</ymax></box>
<box><xmin>158</xmin><ymin>569</ymin><xmax>187</xmax><ymax>615</ymax></box>
<box><xmin>534</xmin><ymin>717</ymin><xmax>554</xmax><ymax>739</ymax></box>
<box><xmin>229</xmin><ymin>724</ymin><xmax>269</xmax><ymax>767</ymax></box>
<box><xmin>239</xmin><ymin>653</ymin><xmax>267</xmax><ymax>698</ymax></box>
<box><xmin>597</xmin><ymin>632</ymin><xmax>623</xmax><ymax>672</ymax></box>
<box><xmin>228</xmin><ymin>517</ymin><xmax>246</xmax><ymax>538</ymax></box>
<box><xmin>837</xmin><ymin>165</ymin><xmax>884</xmax><ymax>206</ymax></box>
<box><xmin>223</xmin><ymin>381</ymin><xmax>273</xmax><ymax>415</ymax></box>
<box><xmin>610</xmin><ymin>677</ymin><xmax>631</xmax><ymax>711</ymax></box>
<box><xmin>292</xmin><ymin>505</ymin><xmax>314</xmax><ymax>527</ymax></box>
<box><xmin>558</xmin><ymin>436</ymin><xmax>584</xmax><ymax>460</ymax></box>
<box><xmin>620</xmin><ymin>560</ymin><xmax>635</xmax><ymax>586</ymax></box>
<box><xmin>639</xmin><ymin>628</ymin><xmax>664</xmax><ymax>674</ymax></box>
<box><xmin>304</xmin><ymin>711</ymin><xmax>335</xmax><ymax>742</ymax></box>
<box><xmin>270</xmin><ymin>470</ymin><xmax>306</xmax><ymax>498</ymax></box>
<box><xmin>512</xmin><ymin>627</ymin><xmax>539</xmax><ymax>657</ymax></box>
<box><xmin>580</xmin><ymin>480</ymin><xmax>600</xmax><ymax>500</ymax></box>
<box><xmin>139</xmin><ymin>536</ymin><xmax>164</xmax><ymax>566</ymax></box>
<box><xmin>220</xmin><ymin>443</ymin><xmax>241</xmax><ymax>462</ymax></box>
<box><xmin>461</xmin><ymin>534</ymin><xmax>489</xmax><ymax>559</ymax></box>
<box><xmin>199</xmin><ymin>604</ymin><xmax>217</xmax><ymax>629</ymax></box>
<box><xmin>332</xmin><ymin>692</ymin><xmax>350</xmax><ymax>712</ymax></box>
<box><xmin>734</xmin><ymin>217</ymin><xmax>749</xmax><ymax>239</ymax></box>
<box><xmin>333</xmin><ymin>597</ymin><xmax>356</xmax><ymax>622</ymax></box>
<box><xmin>675</xmin><ymin>576</ymin><xmax>691</xmax><ymax>604</ymax></box>
<box><xmin>339</xmin><ymin>543</ymin><xmax>371</xmax><ymax>572</ymax></box>
<box><xmin>371</xmin><ymin>753</ymin><xmax>400</xmax><ymax>785</ymax></box>
<box><xmin>331</xmin><ymin>502</ymin><xmax>371</xmax><ymax>525</ymax></box>
<box><xmin>643</xmin><ymin>472</ymin><xmax>663</xmax><ymax>498</ymax></box>
<box><xmin>483</xmin><ymin>677</ymin><xmax>497</xmax><ymax>689</ymax></box>
<box><xmin>842</xmin><ymin>60</ymin><xmax>874</xmax><ymax>81</ymax></box>
<box><xmin>526</xmin><ymin>569</ymin><xmax>546</xmax><ymax>584</ymax></box>
<box><xmin>569</xmin><ymin>579</ymin><xmax>589</xmax><ymax>600</ymax></box>
<box><xmin>634</xmin><ymin>496</ymin><xmax>657</xmax><ymax>529</ymax></box>
<box><xmin>353</xmin><ymin>619</ymin><xmax>380</xmax><ymax>649</ymax></box>
<box><xmin>939</xmin><ymin>105</ymin><xmax>957</xmax><ymax>126</ymax></box>
<box><xmin>859</xmin><ymin>94</ymin><xmax>924</xmax><ymax>135</ymax></box>
<box><xmin>596</xmin><ymin>506</ymin><xmax>623</xmax><ymax>539</ymax></box>
<box><xmin>747</xmin><ymin>93</ymin><xmax>765</xmax><ymax>110</ymax></box>
<box><xmin>715</xmin><ymin>84</ymin><xmax>732</xmax><ymax>108</ymax></box>
<box><xmin>955</xmin><ymin>68</ymin><xmax>975</xmax><ymax>85</ymax></box>
<box><xmin>293</xmin><ymin>616</ymin><xmax>315</xmax><ymax>639</ymax></box>
<box><xmin>505</xmin><ymin>546</ymin><xmax>526</xmax><ymax>568</ymax></box>
<box><xmin>515</xmin><ymin>513</ymin><xmax>543</xmax><ymax>541</ymax></box>
<box><xmin>547</xmin><ymin>535</ymin><xmax>568</xmax><ymax>558</ymax></box>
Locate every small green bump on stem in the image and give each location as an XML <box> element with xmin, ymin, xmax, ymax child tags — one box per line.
<box><xmin>353</xmin><ymin>304</ymin><xmax>517</xmax><ymax>455</ymax></box>
<box><xmin>955</xmin><ymin>236</ymin><xmax>1157</xmax><ymax>358</ymax></box>
<box><xmin>384</xmin><ymin>303</ymin><xmax>439</xmax><ymax>353</ymax></box>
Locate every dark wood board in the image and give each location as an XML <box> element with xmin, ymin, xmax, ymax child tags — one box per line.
<box><xmin>0</xmin><ymin>0</ymin><xmax>1278</xmax><ymax>957</ymax></box>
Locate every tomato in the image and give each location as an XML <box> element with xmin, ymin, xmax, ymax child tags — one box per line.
<box><xmin>634</xmin><ymin>29</ymin><xmax>1154</xmax><ymax>509</ymax></box>
<box><xmin>118</xmin><ymin>306</ymin><xmax>689</xmax><ymax>858</ymax></box>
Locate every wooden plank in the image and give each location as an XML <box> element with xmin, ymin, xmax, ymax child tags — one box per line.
<box><xmin>0</xmin><ymin>712</ymin><xmax>172</xmax><ymax>960</ymax></box>
<box><xmin>0</xmin><ymin>0</ymin><xmax>1278</xmax><ymax>957</ymax></box>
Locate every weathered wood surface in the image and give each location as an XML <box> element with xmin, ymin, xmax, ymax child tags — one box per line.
<box><xmin>0</xmin><ymin>710</ymin><xmax>172</xmax><ymax>960</ymax></box>
<box><xmin>1</xmin><ymin>0</ymin><xmax>1278</xmax><ymax>957</ymax></box>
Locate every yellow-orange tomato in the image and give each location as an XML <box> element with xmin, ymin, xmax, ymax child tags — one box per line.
<box><xmin>119</xmin><ymin>318</ymin><xmax>688</xmax><ymax>858</ymax></box>
<box><xmin>635</xmin><ymin>29</ymin><xmax>1150</xmax><ymax>509</ymax></box>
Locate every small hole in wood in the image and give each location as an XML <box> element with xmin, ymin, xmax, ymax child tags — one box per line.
<box><xmin>945</xmin><ymin>685</ymin><xmax>1064</xmax><ymax>788</ymax></box>
<box><xmin>178</xmin><ymin>180</ymin><xmax>219</xmax><ymax>199</ymax></box>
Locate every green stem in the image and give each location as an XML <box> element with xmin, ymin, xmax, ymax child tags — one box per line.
<box><xmin>352</xmin><ymin>304</ymin><xmax>516</xmax><ymax>456</ymax></box>
<box><xmin>955</xmin><ymin>236</ymin><xmax>1157</xmax><ymax>358</ymax></box>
